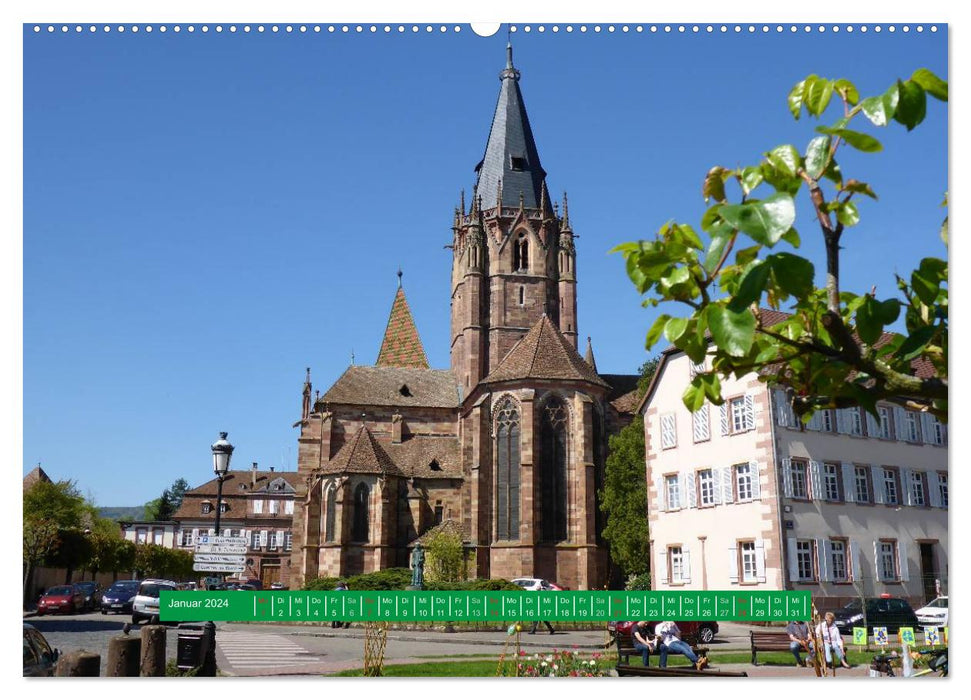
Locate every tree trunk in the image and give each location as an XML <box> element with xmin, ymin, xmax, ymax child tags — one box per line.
<box><xmin>23</xmin><ymin>561</ymin><xmax>36</xmax><ymax>609</ymax></box>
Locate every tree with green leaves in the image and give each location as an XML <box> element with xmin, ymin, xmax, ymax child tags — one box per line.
<box><xmin>600</xmin><ymin>414</ymin><xmax>650</xmax><ymax>583</ymax></box>
<box><xmin>144</xmin><ymin>477</ymin><xmax>191</xmax><ymax>521</ymax></box>
<box><xmin>23</xmin><ymin>479</ymin><xmax>89</xmax><ymax>604</ymax></box>
<box><xmin>168</xmin><ymin>478</ymin><xmax>190</xmax><ymax>509</ymax></box>
<box><xmin>423</xmin><ymin>528</ymin><xmax>468</xmax><ymax>583</ymax></box>
<box><xmin>614</xmin><ymin>69</ymin><xmax>947</xmax><ymax>423</ymax></box>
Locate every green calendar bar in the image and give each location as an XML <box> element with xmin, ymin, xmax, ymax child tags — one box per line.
<box><xmin>159</xmin><ymin>590</ymin><xmax>810</xmax><ymax>622</ymax></box>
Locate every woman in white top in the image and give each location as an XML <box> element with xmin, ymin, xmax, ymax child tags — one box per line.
<box><xmin>816</xmin><ymin>611</ymin><xmax>851</xmax><ymax>669</ymax></box>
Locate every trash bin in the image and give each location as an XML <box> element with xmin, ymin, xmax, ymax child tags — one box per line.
<box><xmin>176</xmin><ymin>624</ymin><xmax>210</xmax><ymax>671</ymax></box>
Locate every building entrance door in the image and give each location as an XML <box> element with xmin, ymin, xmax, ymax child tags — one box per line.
<box><xmin>919</xmin><ymin>542</ymin><xmax>938</xmax><ymax>602</ymax></box>
<box><xmin>260</xmin><ymin>565</ymin><xmax>280</xmax><ymax>589</ymax></box>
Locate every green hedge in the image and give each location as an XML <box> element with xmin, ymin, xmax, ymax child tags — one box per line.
<box><xmin>303</xmin><ymin>569</ymin><xmax>519</xmax><ymax>592</ymax></box>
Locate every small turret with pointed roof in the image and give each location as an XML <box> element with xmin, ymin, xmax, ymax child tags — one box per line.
<box><xmin>584</xmin><ymin>337</ymin><xmax>598</xmax><ymax>372</ymax></box>
<box><xmin>376</xmin><ymin>272</ymin><xmax>430</xmax><ymax>369</ymax></box>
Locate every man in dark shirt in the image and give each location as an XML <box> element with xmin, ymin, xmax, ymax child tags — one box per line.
<box><xmin>631</xmin><ymin>621</ymin><xmax>656</xmax><ymax>666</ymax></box>
<box><xmin>786</xmin><ymin>620</ymin><xmax>812</xmax><ymax>666</ymax></box>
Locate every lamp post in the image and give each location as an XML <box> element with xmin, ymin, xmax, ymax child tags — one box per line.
<box><xmin>210</xmin><ymin>432</ymin><xmax>234</xmax><ymax>536</ymax></box>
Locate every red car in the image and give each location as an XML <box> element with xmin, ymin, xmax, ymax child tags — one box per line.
<box><xmin>608</xmin><ymin>619</ymin><xmax>719</xmax><ymax>645</ymax></box>
<box><xmin>37</xmin><ymin>585</ymin><xmax>85</xmax><ymax>616</ymax></box>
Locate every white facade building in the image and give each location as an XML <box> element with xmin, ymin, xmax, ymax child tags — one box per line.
<box><xmin>641</xmin><ymin>347</ymin><xmax>947</xmax><ymax>610</ymax></box>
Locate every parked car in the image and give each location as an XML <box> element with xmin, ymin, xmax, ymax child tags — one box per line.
<box><xmin>23</xmin><ymin>624</ymin><xmax>59</xmax><ymax>677</ymax></box>
<box><xmin>607</xmin><ymin>619</ymin><xmax>719</xmax><ymax>645</ymax></box>
<box><xmin>131</xmin><ymin>579</ymin><xmax>179</xmax><ymax>625</ymax></box>
<box><xmin>511</xmin><ymin>577</ymin><xmax>566</xmax><ymax>591</ymax></box>
<box><xmin>101</xmin><ymin>580</ymin><xmax>141</xmax><ymax>615</ymax></box>
<box><xmin>74</xmin><ymin>581</ymin><xmax>103</xmax><ymax>612</ymax></box>
<box><xmin>270</xmin><ymin>582</ymin><xmax>287</xmax><ymax>590</ymax></box>
<box><xmin>915</xmin><ymin>596</ymin><xmax>948</xmax><ymax>627</ymax></box>
<box><xmin>832</xmin><ymin>596</ymin><xmax>919</xmax><ymax>634</ymax></box>
<box><xmin>244</xmin><ymin>579</ymin><xmax>264</xmax><ymax>590</ymax></box>
<box><xmin>36</xmin><ymin>585</ymin><xmax>85</xmax><ymax>616</ymax></box>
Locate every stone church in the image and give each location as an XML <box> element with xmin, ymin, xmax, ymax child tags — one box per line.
<box><xmin>290</xmin><ymin>46</ymin><xmax>640</xmax><ymax>590</ymax></box>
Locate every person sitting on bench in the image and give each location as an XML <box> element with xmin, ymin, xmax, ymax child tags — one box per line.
<box><xmin>655</xmin><ymin>621</ymin><xmax>709</xmax><ymax>671</ymax></box>
<box><xmin>631</xmin><ymin>620</ymin><xmax>656</xmax><ymax>666</ymax></box>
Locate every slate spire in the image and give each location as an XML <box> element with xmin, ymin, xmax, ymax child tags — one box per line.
<box><xmin>473</xmin><ymin>42</ymin><xmax>547</xmax><ymax>209</ymax></box>
<box><xmin>584</xmin><ymin>336</ymin><xmax>598</xmax><ymax>373</ymax></box>
<box><xmin>376</xmin><ymin>282</ymin><xmax>430</xmax><ymax>369</ymax></box>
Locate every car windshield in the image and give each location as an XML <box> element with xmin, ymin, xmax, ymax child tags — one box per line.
<box><xmin>46</xmin><ymin>586</ymin><xmax>73</xmax><ymax>596</ymax></box>
<box><xmin>139</xmin><ymin>583</ymin><xmax>175</xmax><ymax>597</ymax></box>
<box><xmin>840</xmin><ymin>600</ymin><xmax>863</xmax><ymax>612</ymax></box>
<box><xmin>76</xmin><ymin>583</ymin><xmax>95</xmax><ymax>593</ymax></box>
<box><xmin>925</xmin><ymin>597</ymin><xmax>948</xmax><ymax>609</ymax></box>
<box><xmin>108</xmin><ymin>583</ymin><xmax>138</xmax><ymax>594</ymax></box>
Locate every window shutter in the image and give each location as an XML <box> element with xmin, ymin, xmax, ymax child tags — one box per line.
<box><xmin>722</xmin><ymin>466</ymin><xmax>735</xmax><ymax>503</ymax></box>
<box><xmin>657</xmin><ymin>549</ymin><xmax>669</xmax><ymax>585</ymax></box>
<box><xmin>817</xmin><ymin>539</ymin><xmax>829</xmax><ymax>581</ymax></box>
<box><xmin>873</xmin><ymin>541</ymin><xmax>883</xmax><ymax>581</ymax></box>
<box><xmin>807</xmin><ymin>411</ymin><xmax>822</xmax><ymax>431</ymax></box>
<box><xmin>919</xmin><ymin>414</ymin><xmax>932</xmax><ymax>444</ymax></box>
<box><xmin>727</xmin><ymin>546</ymin><xmax>739</xmax><ymax>584</ymax></box>
<box><xmin>755</xmin><ymin>539</ymin><xmax>767</xmax><ymax>583</ymax></box>
<box><xmin>787</xmin><ymin>538</ymin><xmax>799</xmax><ymax>582</ymax></box>
<box><xmin>192</xmin><ymin>528</ymin><xmax>199</xmax><ymax>543</ymax></box>
<box><xmin>865</xmin><ymin>411</ymin><xmax>879</xmax><ymax>438</ymax></box>
<box><xmin>260</xmin><ymin>530</ymin><xmax>268</xmax><ymax>547</ymax></box>
<box><xmin>898</xmin><ymin>541</ymin><xmax>909</xmax><ymax>581</ymax></box>
<box><xmin>693</xmin><ymin>405</ymin><xmax>710</xmax><ymax>442</ymax></box>
<box><xmin>711</xmin><ymin>468</ymin><xmax>722</xmax><ymax>505</ymax></box>
<box><xmin>871</xmin><ymin>466</ymin><xmax>886</xmax><ymax>504</ymax></box>
<box><xmin>239</xmin><ymin>529</ymin><xmax>247</xmax><ymax>543</ymax></box>
<box><xmin>928</xmin><ymin>472</ymin><xmax>941</xmax><ymax>508</ymax></box>
<box><xmin>682</xmin><ymin>548</ymin><xmax>692</xmax><ymax>584</ymax></box>
<box><xmin>841</xmin><ymin>463</ymin><xmax>856</xmax><ymax>503</ymax></box>
<box><xmin>683</xmin><ymin>472</ymin><xmax>696</xmax><ymax>509</ymax></box>
<box><xmin>749</xmin><ymin>461</ymin><xmax>761</xmax><ymax>499</ymax></box>
<box><xmin>850</xmin><ymin>541</ymin><xmax>863</xmax><ymax>582</ymax></box>
<box><xmin>902</xmin><ymin>469</ymin><xmax>913</xmax><ymax>506</ymax></box>
<box><xmin>773</xmin><ymin>389</ymin><xmax>789</xmax><ymax>427</ymax></box>
<box><xmin>893</xmin><ymin>407</ymin><xmax>907</xmax><ymax>441</ymax></box>
<box><xmin>278</xmin><ymin>530</ymin><xmax>286</xmax><ymax>549</ymax></box>
<box><xmin>835</xmin><ymin>408</ymin><xmax>847</xmax><ymax>434</ymax></box>
<box><xmin>743</xmin><ymin>394</ymin><xmax>755</xmax><ymax>431</ymax></box>
<box><xmin>719</xmin><ymin>404</ymin><xmax>729</xmax><ymax>436</ymax></box>
<box><xmin>781</xmin><ymin>458</ymin><xmax>793</xmax><ymax>498</ymax></box>
<box><xmin>809</xmin><ymin>461</ymin><xmax>823</xmax><ymax>501</ymax></box>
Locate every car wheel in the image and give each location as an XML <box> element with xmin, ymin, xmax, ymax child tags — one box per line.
<box><xmin>699</xmin><ymin>626</ymin><xmax>715</xmax><ymax>644</ymax></box>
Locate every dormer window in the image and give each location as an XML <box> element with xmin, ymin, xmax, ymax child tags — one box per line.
<box><xmin>429</xmin><ymin>459</ymin><xmax>442</xmax><ymax>472</ymax></box>
<box><xmin>510</xmin><ymin>155</ymin><xmax>528</xmax><ymax>171</ymax></box>
<box><xmin>201</xmin><ymin>502</ymin><xmax>212</xmax><ymax>515</ymax></box>
<box><xmin>399</xmin><ymin>384</ymin><xmax>412</xmax><ymax>397</ymax></box>
<box><xmin>219</xmin><ymin>502</ymin><xmax>228</xmax><ymax>514</ymax></box>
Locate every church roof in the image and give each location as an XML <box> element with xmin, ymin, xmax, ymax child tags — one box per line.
<box><xmin>473</xmin><ymin>43</ymin><xmax>547</xmax><ymax>209</ymax></box>
<box><xmin>410</xmin><ymin>518</ymin><xmax>469</xmax><ymax>545</ymax></box>
<box><xmin>23</xmin><ymin>465</ymin><xmax>52</xmax><ymax>490</ymax></box>
<box><xmin>376</xmin><ymin>286</ymin><xmax>429</xmax><ymax>369</ymax></box>
<box><xmin>321</xmin><ymin>366</ymin><xmax>462</xmax><ymax>408</ymax></box>
<box><xmin>324</xmin><ymin>425</ymin><xmax>403</xmax><ymax>476</ymax></box>
<box><xmin>601</xmin><ymin>373</ymin><xmax>642</xmax><ymax>415</ymax></box>
<box><xmin>482</xmin><ymin>315</ymin><xmax>609</xmax><ymax>387</ymax></box>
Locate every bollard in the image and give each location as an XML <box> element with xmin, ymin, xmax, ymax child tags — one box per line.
<box><xmin>901</xmin><ymin>643</ymin><xmax>914</xmax><ymax>677</ymax></box>
<box><xmin>106</xmin><ymin>635</ymin><xmax>141</xmax><ymax>677</ymax></box>
<box><xmin>200</xmin><ymin>621</ymin><xmax>218</xmax><ymax>677</ymax></box>
<box><xmin>55</xmin><ymin>651</ymin><xmax>101</xmax><ymax>676</ymax></box>
<box><xmin>139</xmin><ymin>625</ymin><xmax>167</xmax><ymax>677</ymax></box>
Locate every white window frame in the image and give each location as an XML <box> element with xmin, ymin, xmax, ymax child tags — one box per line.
<box><xmin>823</xmin><ymin>463</ymin><xmax>841</xmax><ymax>501</ymax></box>
<box><xmin>830</xmin><ymin>540</ymin><xmax>848</xmax><ymax>582</ymax></box>
<box><xmin>698</xmin><ymin>469</ymin><xmax>715</xmax><ymax>507</ymax></box>
<box><xmin>267</xmin><ymin>531</ymin><xmax>277</xmax><ymax>549</ymax></box>
<box><xmin>883</xmin><ymin>468</ymin><xmax>899</xmax><ymax>505</ymax></box>
<box><xmin>791</xmin><ymin>460</ymin><xmax>809</xmax><ymax>499</ymax></box>
<box><xmin>180</xmin><ymin>530</ymin><xmax>193</xmax><ymax>547</ymax></box>
<box><xmin>821</xmin><ymin>409</ymin><xmax>835</xmax><ymax>432</ymax></box>
<box><xmin>879</xmin><ymin>541</ymin><xmax>899</xmax><ymax>581</ymax></box>
<box><xmin>846</xmin><ymin>408</ymin><xmax>863</xmax><ymax>436</ymax></box>
<box><xmin>877</xmin><ymin>406</ymin><xmax>893</xmax><ymax>439</ymax></box>
<box><xmin>938</xmin><ymin>472</ymin><xmax>948</xmax><ymax>507</ymax></box>
<box><xmin>729</xmin><ymin>396</ymin><xmax>753</xmax><ymax>434</ymax></box>
<box><xmin>284</xmin><ymin>500</ymin><xmax>294</xmax><ymax>515</ymax></box>
<box><xmin>740</xmin><ymin>541</ymin><xmax>758</xmax><ymax>583</ymax></box>
<box><xmin>136</xmin><ymin>528</ymin><xmax>147</xmax><ymax>544</ymax></box>
<box><xmin>253</xmin><ymin>499</ymin><xmax>264</xmax><ymax>514</ymax></box>
<box><xmin>904</xmin><ymin>411</ymin><xmax>920</xmax><ymax>443</ymax></box>
<box><xmin>268</xmin><ymin>500</ymin><xmax>279</xmax><ymax>515</ymax></box>
<box><xmin>251</xmin><ymin>530</ymin><xmax>261</xmax><ymax>549</ymax></box>
<box><xmin>660</xmin><ymin>413</ymin><xmax>677</xmax><ymax>449</ymax></box>
<box><xmin>854</xmin><ymin>466</ymin><xmax>870</xmax><ymax>503</ymax></box>
<box><xmin>284</xmin><ymin>531</ymin><xmax>293</xmax><ymax>551</ymax></box>
<box><xmin>795</xmin><ymin>539</ymin><xmax>815</xmax><ymax>582</ymax></box>
<box><xmin>665</xmin><ymin>475</ymin><xmax>681</xmax><ymax>511</ymax></box>
<box><xmin>736</xmin><ymin>463</ymin><xmax>753</xmax><ymax>501</ymax></box>
<box><xmin>909</xmin><ymin>471</ymin><xmax>926</xmax><ymax>506</ymax></box>
<box><xmin>669</xmin><ymin>546</ymin><xmax>685</xmax><ymax>583</ymax></box>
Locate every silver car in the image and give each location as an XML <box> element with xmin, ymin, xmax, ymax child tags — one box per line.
<box><xmin>131</xmin><ymin>578</ymin><xmax>178</xmax><ymax>625</ymax></box>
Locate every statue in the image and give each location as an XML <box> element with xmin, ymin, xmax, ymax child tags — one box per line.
<box><xmin>410</xmin><ymin>544</ymin><xmax>425</xmax><ymax>589</ymax></box>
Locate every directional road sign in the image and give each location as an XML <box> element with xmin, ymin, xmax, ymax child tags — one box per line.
<box><xmin>194</xmin><ymin>554</ymin><xmax>246</xmax><ymax>565</ymax></box>
<box><xmin>196</xmin><ymin>535</ymin><xmax>247</xmax><ymax>547</ymax></box>
<box><xmin>193</xmin><ymin>562</ymin><xmax>245</xmax><ymax>573</ymax></box>
<box><xmin>195</xmin><ymin>544</ymin><xmax>247</xmax><ymax>555</ymax></box>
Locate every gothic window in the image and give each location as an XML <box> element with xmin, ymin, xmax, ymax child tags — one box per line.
<box><xmin>324</xmin><ymin>486</ymin><xmax>337</xmax><ymax>543</ymax></box>
<box><xmin>351</xmin><ymin>482</ymin><xmax>369</xmax><ymax>543</ymax></box>
<box><xmin>514</xmin><ymin>232</ymin><xmax>529</xmax><ymax>271</ymax></box>
<box><xmin>540</xmin><ymin>397</ymin><xmax>569</xmax><ymax>542</ymax></box>
<box><xmin>495</xmin><ymin>398</ymin><xmax>521</xmax><ymax>541</ymax></box>
<box><xmin>592</xmin><ymin>407</ymin><xmax>606</xmax><ymax>543</ymax></box>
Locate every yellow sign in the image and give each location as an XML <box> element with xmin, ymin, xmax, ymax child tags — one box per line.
<box><xmin>899</xmin><ymin>627</ymin><xmax>916</xmax><ymax>645</ymax></box>
<box><xmin>924</xmin><ymin>627</ymin><xmax>940</xmax><ymax>646</ymax></box>
<box><xmin>874</xmin><ymin>627</ymin><xmax>889</xmax><ymax>645</ymax></box>
<box><xmin>852</xmin><ymin>627</ymin><xmax>867</xmax><ymax>645</ymax></box>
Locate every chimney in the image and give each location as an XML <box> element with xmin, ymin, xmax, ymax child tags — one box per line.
<box><xmin>251</xmin><ymin>462</ymin><xmax>258</xmax><ymax>487</ymax></box>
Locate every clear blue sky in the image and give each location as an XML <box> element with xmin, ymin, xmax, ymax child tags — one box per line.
<box><xmin>23</xmin><ymin>25</ymin><xmax>947</xmax><ymax>507</ymax></box>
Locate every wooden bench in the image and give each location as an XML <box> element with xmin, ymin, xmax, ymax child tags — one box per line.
<box><xmin>750</xmin><ymin>630</ymin><xmax>798</xmax><ymax>665</ymax></box>
<box><xmin>616</xmin><ymin>634</ymin><xmax>708</xmax><ymax>667</ymax></box>
<box><xmin>616</xmin><ymin>664</ymin><xmax>747</xmax><ymax>678</ymax></box>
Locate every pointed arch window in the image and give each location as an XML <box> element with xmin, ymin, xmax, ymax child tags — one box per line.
<box><xmin>514</xmin><ymin>232</ymin><xmax>529</xmax><ymax>272</ymax></box>
<box><xmin>325</xmin><ymin>486</ymin><xmax>337</xmax><ymax>543</ymax></box>
<box><xmin>541</xmin><ymin>397</ymin><xmax>569</xmax><ymax>542</ymax></box>
<box><xmin>351</xmin><ymin>483</ymin><xmax>370</xmax><ymax>543</ymax></box>
<box><xmin>495</xmin><ymin>399</ymin><xmax>521</xmax><ymax>541</ymax></box>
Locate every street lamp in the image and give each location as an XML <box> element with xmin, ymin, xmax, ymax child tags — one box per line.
<box><xmin>210</xmin><ymin>431</ymin><xmax>234</xmax><ymax>536</ymax></box>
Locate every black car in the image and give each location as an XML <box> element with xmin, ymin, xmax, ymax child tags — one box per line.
<box><xmin>101</xmin><ymin>580</ymin><xmax>141</xmax><ymax>615</ymax></box>
<box><xmin>832</xmin><ymin>596</ymin><xmax>919</xmax><ymax>634</ymax></box>
<box><xmin>74</xmin><ymin>581</ymin><xmax>103</xmax><ymax>612</ymax></box>
<box><xmin>23</xmin><ymin>624</ymin><xmax>60</xmax><ymax>676</ymax></box>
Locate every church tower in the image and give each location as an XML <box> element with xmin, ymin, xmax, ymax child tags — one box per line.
<box><xmin>450</xmin><ymin>44</ymin><xmax>579</xmax><ymax>392</ymax></box>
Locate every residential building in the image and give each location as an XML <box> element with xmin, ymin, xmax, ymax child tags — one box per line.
<box><xmin>172</xmin><ymin>464</ymin><xmax>299</xmax><ymax>588</ymax></box>
<box><xmin>641</xmin><ymin>336</ymin><xmax>947</xmax><ymax>610</ymax></box>
<box><xmin>288</xmin><ymin>46</ymin><xmax>640</xmax><ymax>590</ymax></box>
<box><xmin>120</xmin><ymin>520</ymin><xmax>178</xmax><ymax>548</ymax></box>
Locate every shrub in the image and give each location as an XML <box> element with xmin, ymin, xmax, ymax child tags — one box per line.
<box><xmin>625</xmin><ymin>572</ymin><xmax>652</xmax><ymax>591</ymax></box>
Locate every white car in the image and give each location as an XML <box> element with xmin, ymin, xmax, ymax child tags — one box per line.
<box><xmin>511</xmin><ymin>577</ymin><xmax>548</xmax><ymax>591</ymax></box>
<box><xmin>131</xmin><ymin>579</ymin><xmax>179</xmax><ymax>625</ymax></box>
<box><xmin>916</xmin><ymin>596</ymin><xmax>948</xmax><ymax>627</ymax></box>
